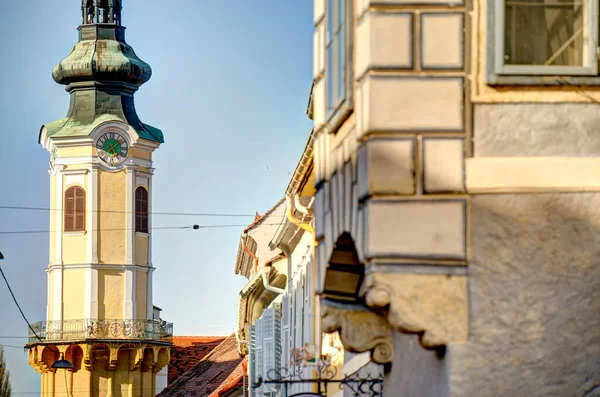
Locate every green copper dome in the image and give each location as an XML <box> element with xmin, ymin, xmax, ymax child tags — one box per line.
<box><xmin>40</xmin><ymin>6</ymin><xmax>163</xmax><ymax>145</ymax></box>
<box><xmin>52</xmin><ymin>25</ymin><xmax>152</xmax><ymax>87</ymax></box>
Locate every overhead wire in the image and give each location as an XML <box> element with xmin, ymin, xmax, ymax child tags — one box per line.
<box><xmin>0</xmin><ymin>222</ymin><xmax>283</xmax><ymax>235</ymax></box>
<box><xmin>0</xmin><ymin>205</ymin><xmax>285</xmax><ymax>218</ymax></box>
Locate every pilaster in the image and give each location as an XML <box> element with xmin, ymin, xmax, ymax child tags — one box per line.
<box><xmin>124</xmin><ymin>267</ymin><xmax>136</xmax><ymax>320</ymax></box>
<box><xmin>87</xmin><ymin>164</ymin><xmax>99</xmax><ymax>263</ymax></box>
<box><xmin>54</xmin><ymin>165</ymin><xmax>66</xmax><ymax>266</ymax></box>
<box><xmin>125</xmin><ymin>163</ymin><xmax>136</xmax><ymax>265</ymax></box>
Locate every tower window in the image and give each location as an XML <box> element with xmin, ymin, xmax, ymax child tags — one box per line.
<box><xmin>135</xmin><ymin>187</ymin><xmax>149</xmax><ymax>233</ymax></box>
<box><xmin>65</xmin><ymin>186</ymin><xmax>86</xmax><ymax>232</ymax></box>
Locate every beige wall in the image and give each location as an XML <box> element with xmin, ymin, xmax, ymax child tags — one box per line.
<box><xmin>98</xmin><ymin>269</ymin><xmax>124</xmax><ymax>319</ymax></box>
<box><xmin>136</xmin><ymin>270</ymin><xmax>147</xmax><ymax>320</ymax></box>
<box><xmin>63</xmin><ymin>269</ymin><xmax>85</xmax><ymax>320</ymax></box>
<box><xmin>135</xmin><ymin>235</ymin><xmax>149</xmax><ymax>265</ymax></box>
<box><xmin>98</xmin><ymin>170</ymin><xmax>126</xmax><ymax>265</ymax></box>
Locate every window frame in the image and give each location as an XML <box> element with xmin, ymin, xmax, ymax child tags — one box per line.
<box><xmin>325</xmin><ymin>0</ymin><xmax>354</xmax><ymax>133</ymax></box>
<box><xmin>64</xmin><ymin>186</ymin><xmax>86</xmax><ymax>232</ymax></box>
<box><xmin>135</xmin><ymin>186</ymin><xmax>149</xmax><ymax>234</ymax></box>
<box><xmin>489</xmin><ymin>0</ymin><xmax>600</xmax><ymax>84</ymax></box>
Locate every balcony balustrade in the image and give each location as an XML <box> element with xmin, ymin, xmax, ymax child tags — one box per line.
<box><xmin>28</xmin><ymin>319</ymin><xmax>173</xmax><ymax>344</ymax></box>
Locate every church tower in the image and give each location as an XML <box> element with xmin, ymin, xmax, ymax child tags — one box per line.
<box><xmin>27</xmin><ymin>1</ymin><xmax>171</xmax><ymax>396</ymax></box>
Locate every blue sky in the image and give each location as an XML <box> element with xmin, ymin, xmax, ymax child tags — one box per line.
<box><xmin>0</xmin><ymin>0</ymin><xmax>313</xmax><ymax>393</ymax></box>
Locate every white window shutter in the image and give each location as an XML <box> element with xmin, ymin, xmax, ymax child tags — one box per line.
<box><xmin>261</xmin><ymin>306</ymin><xmax>282</xmax><ymax>395</ymax></box>
<box><xmin>255</xmin><ymin>318</ymin><xmax>264</xmax><ymax>396</ymax></box>
<box><xmin>281</xmin><ymin>295</ymin><xmax>291</xmax><ymax>369</ymax></box>
<box><xmin>304</xmin><ymin>268</ymin><xmax>313</xmax><ymax>346</ymax></box>
<box><xmin>249</xmin><ymin>325</ymin><xmax>256</xmax><ymax>397</ymax></box>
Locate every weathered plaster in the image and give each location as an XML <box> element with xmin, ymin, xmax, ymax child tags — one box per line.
<box><xmin>474</xmin><ymin>104</ymin><xmax>600</xmax><ymax>157</ymax></box>
<box><xmin>451</xmin><ymin>194</ymin><xmax>600</xmax><ymax>396</ymax></box>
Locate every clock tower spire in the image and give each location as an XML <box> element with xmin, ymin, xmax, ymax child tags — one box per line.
<box><xmin>28</xmin><ymin>1</ymin><xmax>171</xmax><ymax>396</ymax></box>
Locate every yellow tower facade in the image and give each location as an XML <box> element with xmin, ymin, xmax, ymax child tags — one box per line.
<box><xmin>26</xmin><ymin>2</ymin><xmax>171</xmax><ymax>396</ymax></box>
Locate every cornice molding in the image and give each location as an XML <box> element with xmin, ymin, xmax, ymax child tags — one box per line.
<box><xmin>46</xmin><ymin>263</ymin><xmax>155</xmax><ymax>272</ymax></box>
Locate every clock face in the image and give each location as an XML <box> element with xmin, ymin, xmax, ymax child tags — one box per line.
<box><xmin>96</xmin><ymin>132</ymin><xmax>129</xmax><ymax>165</ymax></box>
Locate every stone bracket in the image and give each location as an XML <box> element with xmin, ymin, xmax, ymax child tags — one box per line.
<box><xmin>321</xmin><ymin>299</ymin><xmax>393</xmax><ymax>364</ymax></box>
<box><xmin>361</xmin><ymin>272</ymin><xmax>469</xmax><ymax>348</ymax></box>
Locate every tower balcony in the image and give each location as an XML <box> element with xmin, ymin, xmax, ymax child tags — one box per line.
<box><xmin>28</xmin><ymin>319</ymin><xmax>173</xmax><ymax>344</ymax></box>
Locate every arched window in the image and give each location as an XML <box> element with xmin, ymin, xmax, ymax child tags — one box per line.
<box><xmin>135</xmin><ymin>187</ymin><xmax>149</xmax><ymax>233</ymax></box>
<box><xmin>65</xmin><ymin>186</ymin><xmax>86</xmax><ymax>232</ymax></box>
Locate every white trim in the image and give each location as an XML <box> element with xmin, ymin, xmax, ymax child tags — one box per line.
<box><xmin>46</xmin><ymin>263</ymin><xmax>155</xmax><ymax>271</ymax></box>
<box><xmin>88</xmin><ymin>165</ymin><xmax>99</xmax><ymax>263</ymax></box>
<box><xmin>494</xmin><ymin>0</ymin><xmax>599</xmax><ymax>76</ymax></box>
<box><xmin>126</xmin><ymin>164</ymin><xmax>136</xmax><ymax>265</ymax></box>
<box><xmin>146</xmin><ymin>270</ymin><xmax>153</xmax><ymax>319</ymax></box>
<box><xmin>124</xmin><ymin>268</ymin><xmax>136</xmax><ymax>320</ymax></box>
<box><xmin>52</xmin><ymin>266</ymin><xmax>63</xmax><ymax>323</ymax></box>
<box><xmin>46</xmin><ymin>266</ymin><xmax>51</xmax><ymax>322</ymax></box>
<box><xmin>54</xmin><ymin>156</ymin><xmax>153</xmax><ymax>169</ymax></box>
<box><xmin>467</xmin><ymin>157</ymin><xmax>600</xmax><ymax>193</ymax></box>
<box><xmin>62</xmin><ymin>169</ymin><xmax>89</xmax><ymax>176</ymax></box>
<box><xmin>54</xmin><ymin>165</ymin><xmax>66</xmax><ymax>266</ymax></box>
<box><xmin>64</xmin><ymin>231</ymin><xmax>86</xmax><ymax>236</ymax></box>
<box><xmin>148</xmin><ymin>174</ymin><xmax>153</xmax><ymax>267</ymax></box>
<box><xmin>84</xmin><ymin>267</ymin><xmax>99</xmax><ymax>319</ymax></box>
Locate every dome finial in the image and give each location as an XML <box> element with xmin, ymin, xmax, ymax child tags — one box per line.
<box><xmin>81</xmin><ymin>0</ymin><xmax>122</xmax><ymax>25</ymax></box>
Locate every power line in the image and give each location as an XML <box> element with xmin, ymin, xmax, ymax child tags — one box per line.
<box><xmin>0</xmin><ymin>222</ymin><xmax>283</xmax><ymax>235</ymax></box>
<box><xmin>0</xmin><ymin>205</ymin><xmax>285</xmax><ymax>218</ymax></box>
<box><xmin>0</xmin><ymin>344</ymin><xmax>25</xmax><ymax>349</ymax></box>
<box><xmin>0</xmin><ymin>263</ymin><xmax>45</xmax><ymax>352</ymax></box>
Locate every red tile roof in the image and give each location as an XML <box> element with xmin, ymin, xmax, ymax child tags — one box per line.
<box><xmin>168</xmin><ymin>336</ymin><xmax>226</xmax><ymax>384</ymax></box>
<box><xmin>158</xmin><ymin>334</ymin><xmax>244</xmax><ymax>397</ymax></box>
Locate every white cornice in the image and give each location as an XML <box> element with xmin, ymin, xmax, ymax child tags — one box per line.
<box><xmin>54</xmin><ymin>156</ymin><xmax>153</xmax><ymax>170</ymax></box>
<box><xmin>62</xmin><ymin>169</ymin><xmax>89</xmax><ymax>176</ymax></box>
<box><xmin>43</xmin><ymin>122</ymin><xmax>161</xmax><ymax>154</ymax></box>
<box><xmin>46</xmin><ymin>263</ymin><xmax>156</xmax><ymax>272</ymax></box>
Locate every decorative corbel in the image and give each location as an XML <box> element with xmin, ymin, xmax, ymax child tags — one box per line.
<box><xmin>108</xmin><ymin>345</ymin><xmax>119</xmax><ymax>371</ymax></box>
<box><xmin>361</xmin><ymin>272</ymin><xmax>468</xmax><ymax>348</ymax></box>
<box><xmin>321</xmin><ymin>299</ymin><xmax>393</xmax><ymax>364</ymax></box>
<box><xmin>129</xmin><ymin>347</ymin><xmax>144</xmax><ymax>371</ymax></box>
<box><xmin>83</xmin><ymin>345</ymin><xmax>94</xmax><ymax>371</ymax></box>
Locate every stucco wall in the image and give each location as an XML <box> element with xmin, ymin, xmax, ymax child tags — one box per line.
<box><xmin>474</xmin><ymin>103</ymin><xmax>600</xmax><ymax>157</ymax></box>
<box><xmin>385</xmin><ymin>333</ymin><xmax>448</xmax><ymax>397</ymax></box>
<box><xmin>450</xmin><ymin>194</ymin><xmax>600</xmax><ymax>396</ymax></box>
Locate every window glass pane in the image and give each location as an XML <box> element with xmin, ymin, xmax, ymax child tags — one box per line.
<box><xmin>504</xmin><ymin>0</ymin><xmax>587</xmax><ymax>66</ymax></box>
<box><xmin>327</xmin><ymin>44</ymin><xmax>335</xmax><ymax>110</ymax></box>
<box><xmin>327</xmin><ymin>0</ymin><xmax>334</xmax><ymax>40</ymax></box>
<box><xmin>338</xmin><ymin>30</ymin><xmax>345</xmax><ymax>104</ymax></box>
<box><xmin>338</xmin><ymin>0</ymin><xmax>345</xmax><ymax>30</ymax></box>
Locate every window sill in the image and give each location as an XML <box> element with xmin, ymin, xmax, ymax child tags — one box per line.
<box><xmin>136</xmin><ymin>232</ymin><xmax>149</xmax><ymax>237</ymax></box>
<box><xmin>64</xmin><ymin>231</ymin><xmax>86</xmax><ymax>236</ymax></box>
<box><xmin>487</xmin><ymin>74</ymin><xmax>600</xmax><ymax>87</ymax></box>
<box><xmin>326</xmin><ymin>97</ymin><xmax>353</xmax><ymax>135</ymax></box>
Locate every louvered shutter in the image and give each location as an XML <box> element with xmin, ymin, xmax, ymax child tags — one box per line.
<box><xmin>295</xmin><ymin>282</ymin><xmax>302</xmax><ymax>349</ymax></box>
<box><xmin>255</xmin><ymin>318</ymin><xmax>264</xmax><ymax>397</ymax></box>
<box><xmin>303</xmin><ymin>268</ymin><xmax>312</xmax><ymax>347</ymax></box>
<box><xmin>249</xmin><ymin>325</ymin><xmax>256</xmax><ymax>397</ymax></box>
<box><xmin>65</xmin><ymin>188</ymin><xmax>75</xmax><ymax>231</ymax></box>
<box><xmin>262</xmin><ymin>306</ymin><xmax>282</xmax><ymax>395</ymax></box>
<box><xmin>74</xmin><ymin>187</ymin><xmax>85</xmax><ymax>231</ymax></box>
<box><xmin>135</xmin><ymin>187</ymin><xmax>149</xmax><ymax>233</ymax></box>
<box><xmin>281</xmin><ymin>295</ymin><xmax>291</xmax><ymax>370</ymax></box>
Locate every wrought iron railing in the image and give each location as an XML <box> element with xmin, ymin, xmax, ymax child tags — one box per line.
<box><xmin>254</xmin><ymin>358</ymin><xmax>384</xmax><ymax>397</ymax></box>
<box><xmin>28</xmin><ymin>319</ymin><xmax>173</xmax><ymax>343</ymax></box>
